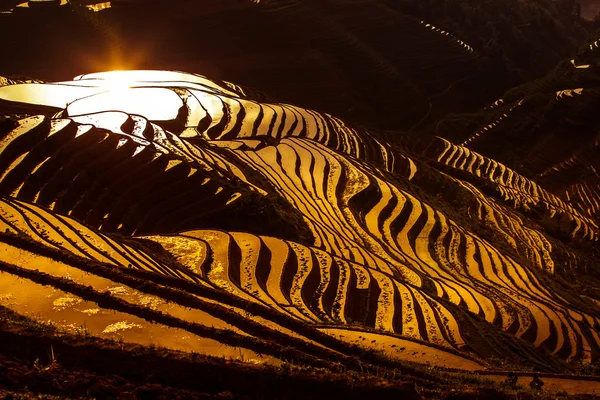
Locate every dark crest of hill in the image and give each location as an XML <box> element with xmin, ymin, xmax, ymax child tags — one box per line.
<box><xmin>0</xmin><ymin>0</ymin><xmax>592</xmax><ymax>130</ymax></box>
<box><xmin>393</xmin><ymin>0</ymin><xmax>592</xmax><ymax>82</ymax></box>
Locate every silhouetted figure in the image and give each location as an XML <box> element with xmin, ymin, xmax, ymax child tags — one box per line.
<box><xmin>529</xmin><ymin>373</ymin><xmax>544</xmax><ymax>392</ymax></box>
<box><xmin>504</xmin><ymin>372</ymin><xmax>518</xmax><ymax>389</ymax></box>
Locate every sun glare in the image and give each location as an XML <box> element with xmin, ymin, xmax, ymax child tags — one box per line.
<box><xmin>96</xmin><ymin>71</ymin><xmax>136</xmax><ymax>91</ymax></box>
<box><xmin>67</xmin><ymin>86</ymin><xmax>183</xmax><ymax>121</ymax></box>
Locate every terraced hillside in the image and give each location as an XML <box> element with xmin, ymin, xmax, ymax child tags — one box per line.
<box><xmin>432</xmin><ymin>38</ymin><xmax>600</xmax><ymax>264</ymax></box>
<box><xmin>0</xmin><ymin>70</ymin><xmax>599</xmax><ymax>390</ymax></box>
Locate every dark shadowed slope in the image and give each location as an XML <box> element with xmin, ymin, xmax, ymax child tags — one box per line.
<box><xmin>0</xmin><ymin>0</ymin><xmax>507</xmax><ymax>130</ymax></box>
<box><xmin>433</xmin><ymin>39</ymin><xmax>600</xmax><ymax>279</ymax></box>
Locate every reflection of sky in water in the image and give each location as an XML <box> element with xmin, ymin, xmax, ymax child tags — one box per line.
<box><xmin>0</xmin><ymin>248</ymin><xmax>276</xmax><ymax>364</ymax></box>
<box><xmin>74</xmin><ymin>70</ymin><xmax>241</xmax><ymax>97</ymax></box>
<box><xmin>0</xmin><ymin>84</ymin><xmax>109</xmax><ymax>108</ymax></box>
<box><xmin>67</xmin><ymin>87</ymin><xmax>182</xmax><ymax>121</ymax></box>
<box><xmin>0</xmin><ymin>70</ymin><xmax>240</xmax><ymax>124</ymax></box>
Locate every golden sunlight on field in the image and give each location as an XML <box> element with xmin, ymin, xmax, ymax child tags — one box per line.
<box><xmin>0</xmin><ymin>70</ymin><xmax>598</xmax><ymax>379</ymax></box>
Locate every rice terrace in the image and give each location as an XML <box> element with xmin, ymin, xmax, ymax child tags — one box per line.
<box><xmin>0</xmin><ymin>0</ymin><xmax>600</xmax><ymax>398</ymax></box>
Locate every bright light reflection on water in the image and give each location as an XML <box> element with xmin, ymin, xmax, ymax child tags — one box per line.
<box><xmin>67</xmin><ymin>87</ymin><xmax>182</xmax><ymax>121</ymax></box>
<box><xmin>75</xmin><ymin>70</ymin><xmax>241</xmax><ymax>97</ymax></box>
<box><xmin>0</xmin><ymin>246</ymin><xmax>279</xmax><ymax>365</ymax></box>
<box><xmin>0</xmin><ymin>84</ymin><xmax>109</xmax><ymax>109</ymax></box>
<box><xmin>0</xmin><ymin>70</ymin><xmax>236</xmax><ymax>122</ymax></box>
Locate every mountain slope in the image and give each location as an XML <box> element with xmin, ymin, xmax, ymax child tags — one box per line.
<box><xmin>0</xmin><ymin>71</ymin><xmax>598</xmax><ymax>376</ymax></box>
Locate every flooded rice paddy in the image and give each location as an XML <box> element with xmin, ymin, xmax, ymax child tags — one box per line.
<box><xmin>0</xmin><ymin>69</ymin><xmax>598</xmax><ymax>377</ymax></box>
<box><xmin>0</xmin><ymin>246</ymin><xmax>278</xmax><ymax>365</ymax></box>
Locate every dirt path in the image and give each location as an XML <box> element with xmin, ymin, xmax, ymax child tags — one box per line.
<box><xmin>326</xmin><ymin>330</ymin><xmax>600</xmax><ymax>396</ymax></box>
<box><xmin>481</xmin><ymin>373</ymin><xmax>600</xmax><ymax>395</ymax></box>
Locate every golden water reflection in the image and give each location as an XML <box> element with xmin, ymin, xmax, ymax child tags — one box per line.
<box><xmin>73</xmin><ymin>70</ymin><xmax>241</xmax><ymax>97</ymax></box>
<box><xmin>66</xmin><ymin>87</ymin><xmax>182</xmax><ymax>120</ymax></box>
<box><xmin>0</xmin><ymin>244</ymin><xmax>278</xmax><ymax>365</ymax></box>
<box><xmin>0</xmin><ymin>70</ymin><xmax>235</xmax><ymax>123</ymax></box>
<box><xmin>0</xmin><ymin>269</ymin><xmax>275</xmax><ymax>364</ymax></box>
<box><xmin>0</xmin><ymin>84</ymin><xmax>108</xmax><ymax>108</ymax></box>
